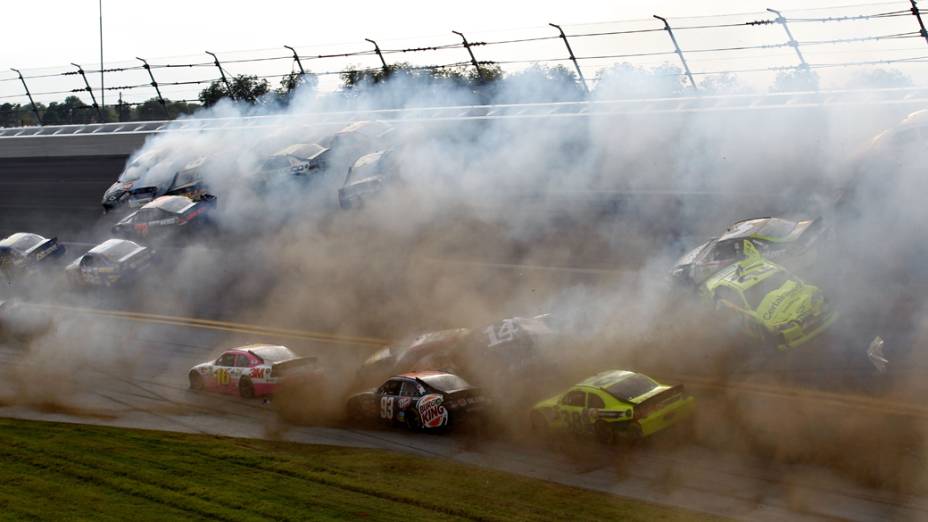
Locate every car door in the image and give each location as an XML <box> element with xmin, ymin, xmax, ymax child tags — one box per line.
<box><xmin>398</xmin><ymin>379</ymin><xmax>427</xmax><ymax>424</ymax></box>
<box><xmin>556</xmin><ymin>389</ymin><xmax>588</xmax><ymax>434</ymax></box>
<box><xmin>233</xmin><ymin>354</ymin><xmax>252</xmax><ymax>387</ymax></box>
<box><xmin>212</xmin><ymin>352</ymin><xmax>236</xmax><ymax>393</ymax></box>
<box><xmin>377</xmin><ymin>379</ymin><xmax>404</xmax><ymax>423</ymax></box>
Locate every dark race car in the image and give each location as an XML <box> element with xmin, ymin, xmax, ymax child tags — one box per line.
<box><xmin>112</xmin><ymin>194</ymin><xmax>217</xmax><ymax>240</ymax></box>
<box><xmin>257</xmin><ymin>143</ymin><xmax>330</xmax><ymax>181</ymax></box>
<box><xmin>102</xmin><ymin>150</ymin><xmax>167</xmax><ymax>212</ymax></box>
<box><xmin>356</xmin><ymin>328</ymin><xmax>471</xmax><ymax>388</ymax></box>
<box><xmin>337</xmin><ymin>150</ymin><xmax>402</xmax><ymax>209</ymax></box>
<box><xmin>346</xmin><ymin>371</ymin><xmax>487</xmax><ymax>431</ymax></box>
<box><xmin>0</xmin><ymin>232</ymin><xmax>66</xmax><ymax>283</ymax></box>
<box><xmin>127</xmin><ymin>155</ymin><xmax>209</xmax><ymax>209</ymax></box>
<box><xmin>671</xmin><ymin>216</ymin><xmax>830</xmax><ymax>287</ymax></box>
<box><xmin>65</xmin><ymin>238</ymin><xmax>155</xmax><ymax>287</ymax></box>
<box><xmin>321</xmin><ymin>120</ymin><xmax>394</xmax><ymax>173</ymax></box>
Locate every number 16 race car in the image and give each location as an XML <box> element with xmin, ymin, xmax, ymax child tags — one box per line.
<box><xmin>530</xmin><ymin>370</ymin><xmax>694</xmax><ymax>444</ymax></box>
<box><xmin>346</xmin><ymin>371</ymin><xmax>487</xmax><ymax>431</ymax></box>
<box><xmin>188</xmin><ymin>344</ymin><xmax>317</xmax><ymax>398</ymax></box>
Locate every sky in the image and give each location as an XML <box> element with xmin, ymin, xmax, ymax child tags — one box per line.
<box><xmin>1</xmin><ymin>0</ymin><xmax>925</xmax><ymax>104</ymax></box>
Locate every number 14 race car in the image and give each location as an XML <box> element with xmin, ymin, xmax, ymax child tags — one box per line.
<box><xmin>346</xmin><ymin>371</ymin><xmax>487</xmax><ymax>431</ymax></box>
<box><xmin>188</xmin><ymin>345</ymin><xmax>317</xmax><ymax>398</ymax></box>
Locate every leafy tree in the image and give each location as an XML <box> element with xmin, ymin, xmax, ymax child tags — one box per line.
<box><xmin>770</xmin><ymin>68</ymin><xmax>819</xmax><ymax>93</ymax></box>
<box><xmin>198</xmin><ymin>74</ymin><xmax>270</xmax><ymax>107</ymax></box>
<box><xmin>496</xmin><ymin>64</ymin><xmax>586</xmax><ymax>102</ymax></box>
<box><xmin>41</xmin><ymin>96</ymin><xmax>94</xmax><ymax>125</ymax></box>
<box><xmin>592</xmin><ymin>63</ymin><xmax>686</xmax><ymax>98</ymax></box>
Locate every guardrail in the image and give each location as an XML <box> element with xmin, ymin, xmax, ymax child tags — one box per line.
<box><xmin>2</xmin><ymin>86</ymin><xmax>927</xmax><ymax>139</ymax></box>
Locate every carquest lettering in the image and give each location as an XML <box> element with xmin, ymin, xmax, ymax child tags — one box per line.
<box><xmin>763</xmin><ymin>285</ymin><xmax>802</xmax><ymax>321</ymax></box>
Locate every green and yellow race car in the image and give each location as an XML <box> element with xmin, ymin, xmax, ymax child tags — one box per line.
<box><xmin>530</xmin><ymin>370</ymin><xmax>695</xmax><ymax>444</ymax></box>
<box><xmin>700</xmin><ymin>240</ymin><xmax>837</xmax><ymax>350</ymax></box>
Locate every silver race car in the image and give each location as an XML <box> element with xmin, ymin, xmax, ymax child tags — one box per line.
<box><xmin>65</xmin><ymin>238</ymin><xmax>155</xmax><ymax>287</ymax></box>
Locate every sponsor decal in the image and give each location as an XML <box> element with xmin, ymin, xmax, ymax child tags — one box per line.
<box><xmin>249</xmin><ymin>367</ymin><xmax>267</xmax><ymax>380</ymax></box>
<box><xmin>398</xmin><ymin>397</ymin><xmax>412</xmax><ymax>409</ymax></box>
<box><xmin>762</xmin><ymin>285</ymin><xmax>803</xmax><ymax>321</ymax></box>
<box><xmin>417</xmin><ymin>394</ymin><xmax>449</xmax><ymax>428</ymax></box>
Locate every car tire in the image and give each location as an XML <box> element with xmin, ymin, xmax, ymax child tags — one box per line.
<box><xmin>595</xmin><ymin>421</ymin><xmax>617</xmax><ymax>445</ymax></box>
<box><xmin>188</xmin><ymin>371</ymin><xmax>204</xmax><ymax>391</ymax></box>
<box><xmin>239</xmin><ymin>377</ymin><xmax>255</xmax><ymax>399</ymax></box>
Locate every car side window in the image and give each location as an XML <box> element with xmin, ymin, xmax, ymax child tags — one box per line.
<box><xmin>399</xmin><ymin>380</ymin><xmax>423</xmax><ymax>397</ymax></box>
<box><xmin>588</xmin><ymin>394</ymin><xmax>605</xmax><ymax>409</ymax></box>
<box><xmin>561</xmin><ymin>390</ymin><xmax>586</xmax><ymax>407</ymax></box>
<box><xmin>216</xmin><ymin>353</ymin><xmax>236</xmax><ymax>367</ymax></box>
<box><xmin>234</xmin><ymin>354</ymin><xmax>251</xmax><ymax>368</ymax></box>
<box><xmin>379</xmin><ymin>379</ymin><xmax>403</xmax><ymax>396</ymax></box>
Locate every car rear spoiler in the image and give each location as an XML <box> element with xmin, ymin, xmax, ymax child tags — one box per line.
<box><xmin>634</xmin><ymin>384</ymin><xmax>685</xmax><ymax>418</ymax></box>
<box><xmin>271</xmin><ymin>356</ymin><xmax>318</xmax><ymax>377</ymax></box>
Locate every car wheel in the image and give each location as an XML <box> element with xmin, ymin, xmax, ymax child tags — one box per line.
<box><xmin>595</xmin><ymin>421</ymin><xmax>617</xmax><ymax>445</ymax></box>
<box><xmin>239</xmin><ymin>377</ymin><xmax>255</xmax><ymax>399</ymax></box>
<box><xmin>188</xmin><ymin>371</ymin><xmax>204</xmax><ymax>391</ymax></box>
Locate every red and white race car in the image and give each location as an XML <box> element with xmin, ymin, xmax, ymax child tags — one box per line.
<box><xmin>188</xmin><ymin>344</ymin><xmax>316</xmax><ymax>398</ymax></box>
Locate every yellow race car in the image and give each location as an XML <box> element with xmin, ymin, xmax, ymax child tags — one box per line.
<box><xmin>530</xmin><ymin>370</ymin><xmax>694</xmax><ymax>444</ymax></box>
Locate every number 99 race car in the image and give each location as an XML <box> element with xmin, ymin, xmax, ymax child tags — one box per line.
<box><xmin>188</xmin><ymin>345</ymin><xmax>317</xmax><ymax>398</ymax></box>
<box><xmin>346</xmin><ymin>371</ymin><xmax>487</xmax><ymax>431</ymax></box>
<box><xmin>530</xmin><ymin>370</ymin><xmax>694</xmax><ymax>444</ymax></box>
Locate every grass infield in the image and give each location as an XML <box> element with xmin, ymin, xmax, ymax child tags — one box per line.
<box><xmin>0</xmin><ymin>418</ymin><xmax>724</xmax><ymax>521</ymax></box>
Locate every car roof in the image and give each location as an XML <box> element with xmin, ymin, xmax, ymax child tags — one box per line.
<box><xmin>352</xmin><ymin>150</ymin><xmax>386</xmax><ymax>168</ymax></box>
<box><xmin>87</xmin><ymin>238</ymin><xmax>144</xmax><ymax>262</ymax></box>
<box><xmin>709</xmin><ymin>257</ymin><xmax>783</xmax><ymax>290</ymax></box>
<box><xmin>0</xmin><ymin>232</ymin><xmax>45</xmax><ymax>253</ymax></box>
<box><xmin>273</xmin><ymin>143</ymin><xmax>327</xmax><ymax>160</ymax></box>
<box><xmin>395</xmin><ymin>370</ymin><xmax>450</xmax><ymax>379</ymax></box>
<box><xmin>144</xmin><ymin>195</ymin><xmax>196</xmax><ymax>214</ymax></box>
<box><xmin>578</xmin><ymin>370</ymin><xmax>639</xmax><ymax>390</ymax></box>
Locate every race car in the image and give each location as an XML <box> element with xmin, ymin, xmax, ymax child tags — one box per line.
<box><xmin>346</xmin><ymin>371</ymin><xmax>486</xmax><ymax>431</ymax></box>
<box><xmin>456</xmin><ymin>314</ymin><xmax>558</xmax><ymax>379</ymax></box>
<box><xmin>188</xmin><ymin>344</ymin><xmax>317</xmax><ymax>398</ymax></box>
<box><xmin>102</xmin><ymin>150</ymin><xmax>166</xmax><ymax>211</ymax></box>
<box><xmin>126</xmin><ymin>155</ymin><xmax>208</xmax><ymax>208</ymax></box>
<box><xmin>530</xmin><ymin>370</ymin><xmax>694</xmax><ymax>444</ymax></box>
<box><xmin>257</xmin><ymin>143</ymin><xmax>330</xmax><ymax>180</ymax></box>
<box><xmin>337</xmin><ymin>150</ymin><xmax>400</xmax><ymax>209</ymax></box>
<box><xmin>64</xmin><ymin>238</ymin><xmax>154</xmax><ymax>287</ymax></box>
<box><xmin>356</xmin><ymin>328</ymin><xmax>471</xmax><ymax>387</ymax></box>
<box><xmin>0</xmin><ymin>232</ymin><xmax>66</xmax><ymax>282</ymax></box>
<box><xmin>700</xmin><ymin>240</ymin><xmax>837</xmax><ymax>350</ymax></box>
<box><xmin>671</xmin><ymin>216</ymin><xmax>830</xmax><ymax>286</ymax></box>
<box><xmin>111</xmin><ymin>194</ymin><xmax>217</xmax><ymax>239</ymax></box>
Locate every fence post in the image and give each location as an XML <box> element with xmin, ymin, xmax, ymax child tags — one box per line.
<box><xmin>451</xmin><ymin>30</ymin><xmax>481</xmax><ymax>75</ymax></box>
<box><xmin>365</xmin><ymin>39</ymin><xmax>389</xmax><ymax>76</ymax></box>
<box><xmin>909</xmin><ymin>0</ymin><xmax>928</xmax><ymax>47</ymax></box>
<box><xmin>653</xmin><ymin>15</ymin><xmax>698</xmax><ymax>92</ymax></box>
<box><xmin>10</xmin><ymin>68</ymin><xmax>42</xmax><ymax>125</ymax></box>
<box><xmin>549</xmin><ymin>23</ymin><xmax>589</xmax><ymax>94</ymax></box>
<box><xmin>283</xmin><ymin>45</ymin><xmax>305</xmax><ymax>75</ymax></box>
<box><xmin>136</xmin><ymin>57</ymin><xmax>167</xmax><ymax>116</ymax></box>
<box><xmin>70</xmin><ymin>62</ymin><xmax>104</xmax><ymax>121</ymax></box>
<box><xmin>205</xmin><ymin>51</ymin><xmax>235</xmax><ymax>100</ymax></box>
<box><xmin>767</xmin><ymin>8</ymin><xmax>808</xmax><ymax>68</ymax></box>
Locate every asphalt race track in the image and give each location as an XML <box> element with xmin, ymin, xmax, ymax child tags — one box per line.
<box><xmin>2</xmin><ymin>313</ymin><xmax>926</xmax><ymax>521</ymax></box>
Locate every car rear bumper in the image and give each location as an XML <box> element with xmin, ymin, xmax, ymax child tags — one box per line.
<box><xmin>638</xmin><ymin>395</ymin><xmax>695</xmax><ymax>437</ymax></box>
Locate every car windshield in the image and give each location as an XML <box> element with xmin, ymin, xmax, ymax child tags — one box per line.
<box><xmin>261</xmin><ymin>156</ymin><xmax>293</xmax><ymax>171</ymax></box>
<box><xmin>153</xmin><ymin>197</ymin><xmax>193</xmax><ymax>214</ymax></box>
<box><xmin>0</xmin><ymin>233</ymin><xmax>43</xmax><ymax>253</ymax></box>
<box><xmin>119</xmin><ymin>153</ymin><xmax>159</xmax><ymax>183</ymax></box>
<box><xmin>743</xmin><ymin>272</ymin><xmax>792</xmax><ymax>310</ymax></box>
<box><xmin>419</xmin><ymin>374</ymin><xmax>470</xmax><ymax>392</ymax></box>
<box><xmin>758</xmin><ymin>218</ymin><xmax>797</xmax><ymax>239</ymax></box>
<box><xmin>605</xmin><ymin>374</ymin><xmax>659</xmax><ymax>402</ymax></box>
<box><xmin>250</xmin><ymin>346</ymin><xmax>296</xmax><ymax>363</ymax></box>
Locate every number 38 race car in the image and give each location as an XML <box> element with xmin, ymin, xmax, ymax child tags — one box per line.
<box><xmin>531</xmin><ymin>370</ymin><xmax>694</xmax><ymax>444</ymax></box>
<box><xmin>188</xmin><ymin>344</ymin><xmax>317</xmax><ymax>398</ymax></box>
<box><xmin>346</xmin><ymin>371</ymin><xmax>487</xmax><ymax>431</ymax></box>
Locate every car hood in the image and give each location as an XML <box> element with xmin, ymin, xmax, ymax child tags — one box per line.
<box><xmin>755</xmin><ymin>281</ymin><xmax>821</xmax><ymax>326</ymax></box>
<box><xmin>103</xmin><ymin>181</ymin><xmax>132</xmax><ymax>203</ymax></box>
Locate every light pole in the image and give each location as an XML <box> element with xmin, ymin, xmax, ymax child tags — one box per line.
<box><xmin>99</xmin><ymin>0</ymin><xmax>104</xmax><ymax>110</ymax></box>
